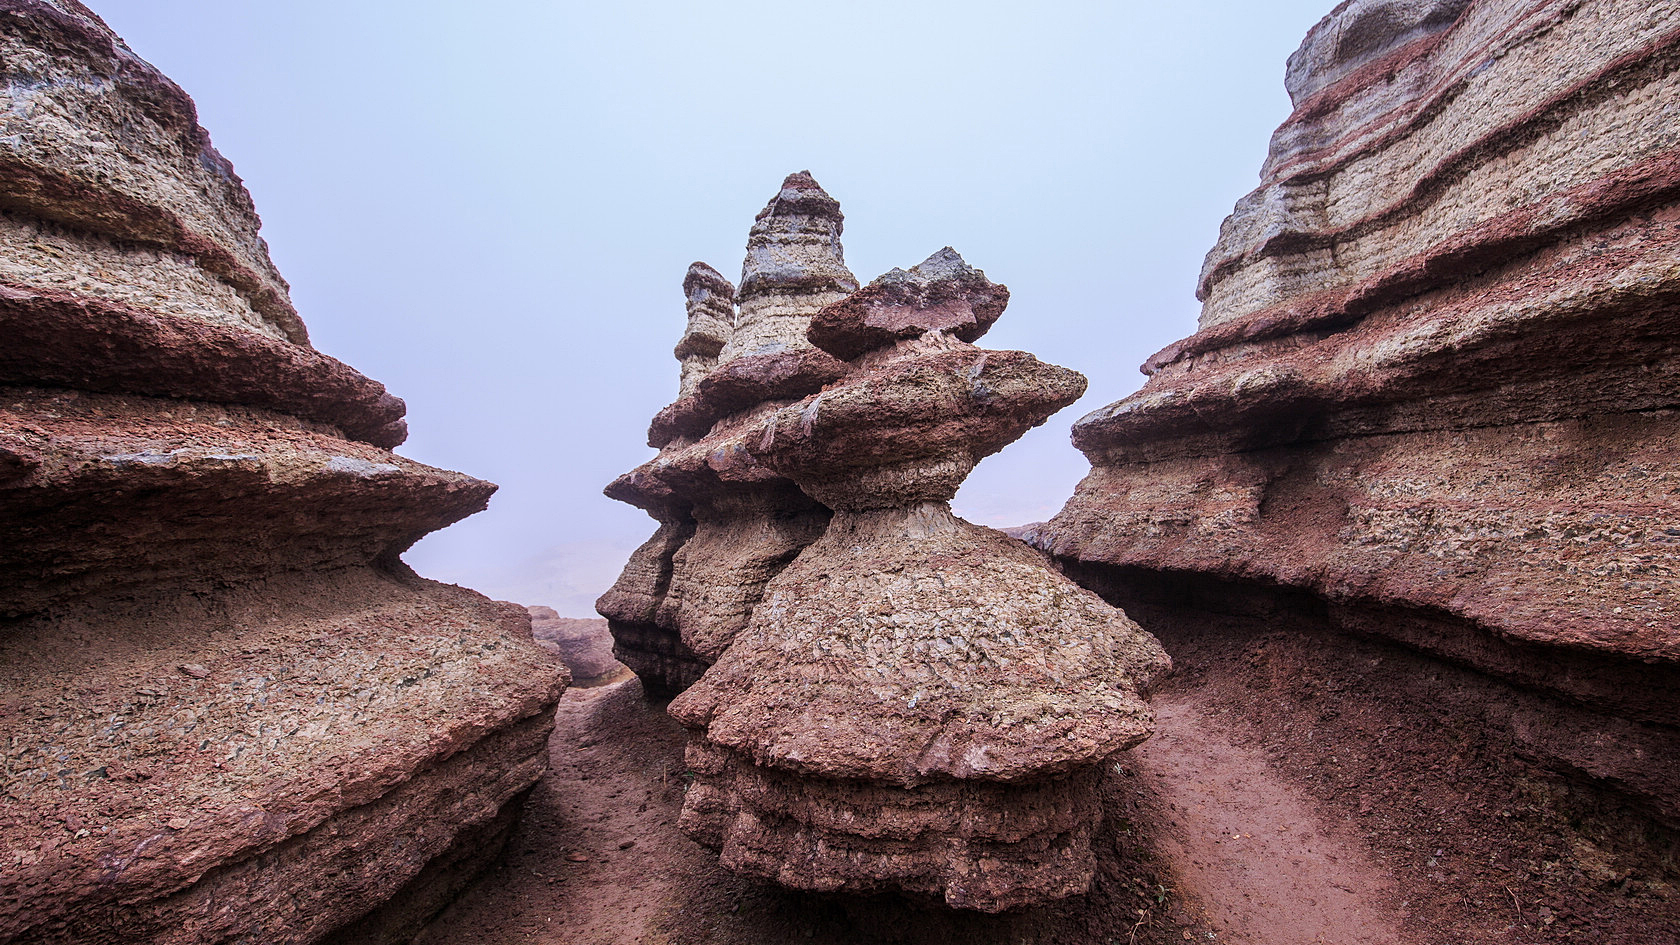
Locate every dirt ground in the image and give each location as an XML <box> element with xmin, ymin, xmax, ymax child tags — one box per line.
<box><xmin>415</xmin><ymin>605</ymin><xmax>1678</xmax><ymax>945</ymax></box>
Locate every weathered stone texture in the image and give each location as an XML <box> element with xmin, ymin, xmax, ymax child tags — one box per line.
<box><xmin>807</xmin><ymin>246</ymin><xmax>1010</xmax><ymax>361</ymax></box>
<box><xmin>673</xmin><ymin>262</ymin><xmax>736</xmax><ymax>399</ymax></box>
<box><xmin>0</xmin><ymin>5</ymin><xmax>564</xmax><ymax>943</ymax></box>
<box><xmin>601</xmin><ymin>173</ymin><xmax>856</xmax><ymax>697</ymax></box>
<box><xmin>670</xmin><ymin>508</ymin><xmax>1168</xmax><ymax>910</ymax></box>
<box><xmin>604</xmin><ymin>190</ymin><xmax>1169</xmax><ymax>909</ymax></box>
<box><xmin>1041</xmin><ymin>0</ymin><xmax>1680</xmax><ymax>825</ymax></box>
<box><xmin>0</xmin><ymin>0</ymin><xmax>303</xmax><ymax>343</ymax></box>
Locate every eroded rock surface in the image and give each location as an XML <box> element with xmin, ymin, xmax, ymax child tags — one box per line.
<box><xmin>526</xmin><ymin>607</ymin><xmax>624</xmax><ymax>684</ymax></box>
<box><xmin>1040</xmin><ymin>0</ymin><xmax>1680</xmax><ymax>826</ymax></box>
<box><xmin>604</xmin><ymin>201</ymin><xmax>1169</xmax><ymax>909</ymax></box>
<box><xmin>598</xmin><ymin>173</ymin><xmax>849</xmax><ymax>697</ymax></box>
<box><xmin>646</xmin><ymin>172</ymin><xmax>853</xmax><ymax>449</ymax></box>
<box><xmin>0</xmin><ymin>5</ymin><xmax>564</xmax><ymax>942</ymax></box>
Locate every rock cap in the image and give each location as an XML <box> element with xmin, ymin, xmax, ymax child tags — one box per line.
<box><xmin>809</xmin><ymin>247</ymin><xmax>1011</xmax><ymax>360</ymax></box>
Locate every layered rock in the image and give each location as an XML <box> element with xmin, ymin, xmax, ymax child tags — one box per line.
<box><xmin>637</xmin><ymin>246</ymin><xmax>1171</xmax><ymax>909</ymax></box>
<box><xmin>646</xmin><ymin>172</ymin><xmax>853</xmax><ymax>448</ymax></box>
<box><xmin>1040</xmin><ymin>0</ymin><xmax>1680</xmax><ymax>825</ymax></box>
<box><xmin>673</xmin><ymin>263</ymin><xmax>734</xmax><ymax>400</ymax></box>
<box><xmin>526</xmin><ymin>607</ymin><xmax>624</xmax><ymax>685</ymax></box>
<box><xmin>0</xmin><ymin>5</ymin><xmax>564</xmax><ymax>943</ymax></box>
<box><xmin>597</xmin><ymin>173</ymin><xmax>850</xmax><ymax>696</ymax></box>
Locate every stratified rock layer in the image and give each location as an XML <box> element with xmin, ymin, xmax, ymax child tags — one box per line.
<box><xmin>607</xmin><ymin>217</ymin><xmax>1170</xmax><ymax>909</ymax></box>
<box><xmin>673</xmin><ymin>263</ymin><xmax>734</xmax><ymax>400</ymax></box>
<box><xmin>1041</xmin><ymin>0</ymin><xmax>1680</xmax><ymax>825</ymax></box>
<box><xmin>647</xmin><ymin>172</ymin><xmax>852</xmax><ymax>448</ymax></box>
<box><xmin>670</xmin><ymin>503</ymin><xmax>1169</xmax><ymax>910</ymax></box>
<box><xmin>526</xmin><ymin>608</ymin><xmax>625</xmax><ymax>684</ymax></box>
<box><xmin>0</xmin><ymin>5</ymin><xmax>564</xmax><ymax>943</ymax></box>
<box><xmin>600</xmin><ymin>173</ymin><xmax>853</xmax><ymax>697</ymax></box>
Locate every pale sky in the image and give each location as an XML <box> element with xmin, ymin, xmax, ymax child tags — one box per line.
<box><xmin>92</xmin><ymin>1</ymin><xmax>1333</xmax><ymax>614</ymax></box>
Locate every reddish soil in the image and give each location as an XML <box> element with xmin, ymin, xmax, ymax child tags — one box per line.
<box><xmin>1129</xmin><ymin>594</ymin><xmax>1680</xmax><ymax>945</ymax></box>
<box><xmin>1130</xmin><ymin>697</ymin><xmax>1406</xmax><ymax>944</ymax></box>
<box><xmin>415</xmin><ymin>595</ymin><xmax>1679</xmax><ymax>945</ymax></box>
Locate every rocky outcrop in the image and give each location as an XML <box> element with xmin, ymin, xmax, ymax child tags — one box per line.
<box><xmin>597</xmin><ymin>173</ymin><xmax>848</xmax><ymax>697</ymax></box>
<box><xmin>1040</xmin><ymin>0</ymin><xmax>1680</xmax><ymax>826</ymax></box>
<box><xmin>0</xmin><ymin>5</ymin><xmax>565</xmax><ymax>943</ymax></box>
<box><xmin>604</xmin><ymin>204</ymin><xmax>1170</xmax><ymax>909</ymax></box>
<box><xmin>526</xmin><ymin>608</ymin><xmax>624</xmax><ymax>684</ymax></box>
<box><xmin>673</xmin><ymin>263</ymin><xmax>735</xmax><ymax>400</ymax></box>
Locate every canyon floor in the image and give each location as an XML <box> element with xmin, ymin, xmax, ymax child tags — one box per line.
<box><xmin>415</xmin><ymin>611</ymin><xmax>1678</xmax><ymax>945</ymax></box>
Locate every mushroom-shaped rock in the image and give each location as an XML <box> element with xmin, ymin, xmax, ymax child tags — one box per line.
<box><xmin>664</xmin><ymin>255</ymin><xmax>1170</xmax><ymax>911</ymax></box>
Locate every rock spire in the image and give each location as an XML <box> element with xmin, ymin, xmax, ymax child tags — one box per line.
<box><xmin>601</xmin><ymin>180</ymin><xmax>1169</xmax><ymax>909</ymax></box>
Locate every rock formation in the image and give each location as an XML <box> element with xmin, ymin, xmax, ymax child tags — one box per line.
<box><xmin>603</xmin><ymin>191</ymin><xmax>1170</xmax><ymax>909</ymax></box>
<box><xmin>1038</xmin><ymin>0</ymin><xmax>1680</xmax><ymax>826</ymax></box>
<box><xmin>672</xmin><ymin>263</ymin><xmax>735</xmax><ymax>400</ymax></box>
<box><xmin>646</xmin><ymin>173</ymin><xmax>855</xmax><ymax>447</ymax></box>
<box><xmin>597</xmin><ymin>173</ymin><xmax>849</xmax><ymax>697</ymax></box>
<box><xmin>0</xmin><ymin>4</ymin><xmax>565</xmax><ymax>943</ymax></box>
<box><xmin>669</xmin><ymin>251</ymin><xmax>1171</xmax><ymax>911</ymax></box>
<box><xmin>526</xmin><ymin>607</ymin><xmax>624</xmax><ymax>684</ymax></box>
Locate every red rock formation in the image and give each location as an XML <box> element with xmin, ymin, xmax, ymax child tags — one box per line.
<box><xmin>598</xmin><ymin>173</ymin><xmax>849</xmax><ymax>697</ymax></box>
<box><xmin>607</xmin><ymin>226</ymin><xmax>1170</xmax><ymax>909</ymax></box>
<box><xmin>807</xmin><ymin>246</ymin><xmax>1010</xmax><ymax>360</ymax></box>
<box><xmin>1040</xmin><ymin>0</ymin><xmax>1680</xmax><ymax>826</ymax></box>
<box><xmin>0</xmin><ymin>5</ymin><xmax>564</xmax><ymax>942</ymax></box>
<box><xmin>526</xmin><ymin>607</ymin><xmax>624</xmax><ymax>684</ymax></box>
<box><xmin>645</xmin><ymin>173</ymin><xmax>854</xmax><ymax>448</ymax></box>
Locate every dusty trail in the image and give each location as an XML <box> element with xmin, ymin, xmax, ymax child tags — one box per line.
<box><xmin>1129</xmin><ymin>695</ymin><xmax>1408</xmax><ymax>944</ymax></box>
<box><xmin>412</xmin><ymin>678</ymin><xmax>694</xmax><ymax>945</ymax></box>
<box><xmin>415</xmin><ymin>677</ymin><xmax>1410</xmax><ymax>944</ymax></box>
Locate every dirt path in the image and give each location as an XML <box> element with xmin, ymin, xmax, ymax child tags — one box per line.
<box><xmin>415</xmin><ymin>677</ymin><xmax>1412</xmax><ymax>944</ymax></box>
<box><xmin>412</xmin><ymin>678</ymin><xmax>696</xmax><ymax>945</ymax></box>
<box><xmin>1129</xmin><ymin>694</ymin><xmax>1408</xmax><ymax>945</ymax></box>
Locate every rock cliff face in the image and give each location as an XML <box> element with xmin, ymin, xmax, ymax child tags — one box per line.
<box><xmin>0</xmin><ymin>4</ymin><xmax>565</xmax><ymax>943</ymax></box>
<box><xmin>1040</xmin><ymin>0</ymin><xmax>1680</xmax><ymax>826</ymax></box>
<box><xmin>603</xmin><ymin>182</ymin><xmax>1169</xmax><ymax>910</ymax></box>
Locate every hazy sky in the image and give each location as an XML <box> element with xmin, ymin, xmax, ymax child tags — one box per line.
<box><xmin>92</xmin><ymin>1</ymin><xmax>1332</xmax><ymax>614</ymax></box>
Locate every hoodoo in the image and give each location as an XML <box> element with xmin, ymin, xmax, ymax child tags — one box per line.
<box><xmin>0</xmin><ymin>4</ymin><xmax>563</xmax><ymax>942</ymax></box>
<box><xmin>601</xmin><ymin>180</ymin><xmax>1169</xmax><ymax>910</ymax></box>
<box><xmin>669</xmin><ymin>249</ymin><xmax>1170</xmax><ymax>911</ymax></box>
<box><xmin>597</xmin><ymin>173</ymin><xmax>851</xmax><ymax>696</ymax></box>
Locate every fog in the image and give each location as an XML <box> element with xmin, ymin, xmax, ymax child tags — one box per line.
<box><xmin>92</xmin><ymin>0</ymin><xmax>1332</xmax><ymax>614</ymax></box>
